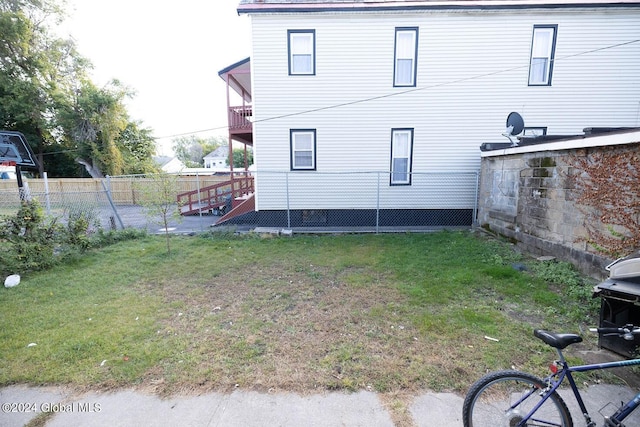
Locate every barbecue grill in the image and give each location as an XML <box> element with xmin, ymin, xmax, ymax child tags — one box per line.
<box><xmin>593</xmin><ymin>252</ymin><xmax>640</xmax><ymax>356</ymax></box>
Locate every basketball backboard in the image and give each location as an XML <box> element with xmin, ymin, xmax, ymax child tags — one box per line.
<box><xmin>0</xmin><ymin>130</ymin><xmax>39</xmax><ymax>169</ymax></box>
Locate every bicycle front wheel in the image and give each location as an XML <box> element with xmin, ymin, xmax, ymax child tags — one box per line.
<box><xmin>462</xmin><ymin>370</ymin><xmax>572</xmax><ymax>427</ymax></box>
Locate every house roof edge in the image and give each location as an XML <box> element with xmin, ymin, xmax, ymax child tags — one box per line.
<box><xmin>480</xmin><ymin>127</ymin><xmax>640</xmax><ymax>157</ymax></box>
<box><xmin>237</xmin><ymin>0</ymin><xmax>640</xmax><ymax>14</ymax></box>
<box><xmin>218</xmin><ymin>57</ymin><xmax>251</xmax><ymax>77</ymax></box>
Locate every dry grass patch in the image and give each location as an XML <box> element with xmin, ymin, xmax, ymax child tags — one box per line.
<box><xmin>140</xmin><ymin>262</ymin><xmax>443</xmax><ymax>396</ymax></box>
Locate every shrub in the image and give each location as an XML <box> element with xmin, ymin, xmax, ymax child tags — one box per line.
<box><xmin>0</xmin><ymin>201</ymin><xmax>62</xmax><ymax>276</ymax></box>
<box><xmin>0</xmin><ymin>201</ymin><xmax>147</xmax><ymax>277</ymax></box>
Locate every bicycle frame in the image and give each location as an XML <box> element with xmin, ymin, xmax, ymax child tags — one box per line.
<box><xmin>515</xmin><ymin>351</ymin><xmax>640</xmax><ymax>426</ymax></box>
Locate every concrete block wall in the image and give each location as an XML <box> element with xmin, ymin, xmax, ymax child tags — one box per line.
<box><xmin>478</xmin><ymin>147</ymin><xmax>621</xmax><ymax>279</ymax></box>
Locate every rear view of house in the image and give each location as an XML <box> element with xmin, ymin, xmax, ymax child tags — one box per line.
<box><xmin>218</xmin><ymin>0</ymin><xmax>640</xmax><ymax>229</ymax></box>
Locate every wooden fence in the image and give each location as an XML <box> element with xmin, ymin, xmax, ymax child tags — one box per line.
<box><xmin>0</xmin><ymin>175</ymin><xmax>233</xmax><ymax>206</ymax></box>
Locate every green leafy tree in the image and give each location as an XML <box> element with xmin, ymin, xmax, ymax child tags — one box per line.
<box><xmin>172</xmin><ymin>135</ymin><xmax>226</xmax><ymax>167</ymax></box>
<box><xmin>41</xmin><ymin>142</ymin><xmax>88</xmax><ymax>177</ymax></box>
<box><xmin>118</xmin><ymin>121</ymin><xmax>159</xmax><ymax>175</ymax></box>
<box><xmin>0</xmin><ymin>0</ymin><xmax>87</xmax><ymax>176</ymax></box>
<box><xmin>62</xmin><ymin>80</ymin><xmax>130</xmax><ymax>177</ymax></box>
<box><xmin>231</xmin><ymin>147</ymin><xmax>253</xmax><ymax>169</ymax></box>
<box><xmin>1</xmin><ymin>0</ymin><xmax>157</xmax><ymax>177</ymax></box>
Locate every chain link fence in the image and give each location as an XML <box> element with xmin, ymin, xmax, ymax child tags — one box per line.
<box><xmin>0</xmin><ymin>170</ymin><xmax>479</xmax><ymax>233</ymax></box>
<box><xmin>239</xmin><ymin>170</ymin><xmax>479</xmax><ymax>232</ymax></box>
<box><xmin>0</xmin><ymin>176</ymin><xmax>119</xmax><ymax>230</ymax></box>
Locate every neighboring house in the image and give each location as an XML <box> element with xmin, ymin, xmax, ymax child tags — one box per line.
<box><xmin>203</xmin><ymin>146</ymin><xmax>229</xmax><ymax>170</ymax></box>
<box><xmin>222</xmin><ymin>0</ymin><xmax>640</xmax><ymax>228</ymax></box>
<box><xmin>153</xmin><ymin>156</ymin><xmax>185</xmax><ymax>173</ymax></box>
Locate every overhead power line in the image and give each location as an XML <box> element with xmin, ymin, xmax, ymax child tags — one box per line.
<box><xmin>154</xmin><ymin>37</ymin><xmax>639</xmax><ymax>140</ymax></box>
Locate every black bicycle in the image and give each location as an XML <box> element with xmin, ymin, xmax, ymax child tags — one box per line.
<box><xmin>462</xmin><ymin>325</ymin><xmax>640</xmax><ymax>426</ymax></box>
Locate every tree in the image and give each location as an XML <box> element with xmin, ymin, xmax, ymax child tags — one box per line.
<box><xmin>61</xmin><ymin>79</ymin><xmax>130</xmax><ymax>177</ymax></box>
<box><xmin>0</xmin><ymin>0</ymin><xmax>87</xmax><ymax>176</ymax></box>
<box><xmin>134</xmin><ymin>172</ymin><xmax>183</xmax><ymax>254</ymax></box>
<box><xmin>40</xmin><ymin>142</ymin><xmax>88</xmax><ymax>177</ymax></box>
<box><xmin>1</xmin><ymin>0</ymin><xmax>158</xmax><ymax>177</ymax></box>
<box><xmin>118</xmin><ymin>121</ymin><xmax>159</xmax><ymax>175</ymax></box>
<box><xmin>231</xmin><ymin>147</ymin><xmax>253</xmax><ymax>169</ymax></box>
<box><xmin>172</xmin><ymin>135</ymin><xmax>226</xmax><ymax>167</ymax></box>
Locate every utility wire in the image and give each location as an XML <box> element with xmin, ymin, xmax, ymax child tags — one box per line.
<box><xmin>155</xmin><ymin>37</ymin><xmax>640</xmax><ymax>140</ymax></box>
<box><xmin>40</xmin><ymin>37</ymin><xmax>637</xmax><ymax>158</ymax></box>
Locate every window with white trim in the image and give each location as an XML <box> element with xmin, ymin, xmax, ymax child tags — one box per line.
<box><xmin>288</xmin><ymin>30</ymin><xmax>315</xmax><ymax>75</ymax></box>
<box><xmin>290</xmin><ymin>129</ymin><xmax>316</xmax><ymax>170</ymax></box>
<box><xmin>390</xmin><ymin>129</ymin><xmax>413</xmax><ymax>185</ymax></box>
<box><xmin>529</xmin><ymin>25</ymin><xmax>557</xmax><ymax>86</ymax></box>
<box><xmin>394</xmin><ymin>28</ymin><xmax>418</xmax><ymax>87</ymax></box>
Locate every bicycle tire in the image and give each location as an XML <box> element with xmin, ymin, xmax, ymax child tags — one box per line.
<box><xmin>462</xmin><ymin>370</ymin><xmax>573</xmax><ymax>427</ymax></box>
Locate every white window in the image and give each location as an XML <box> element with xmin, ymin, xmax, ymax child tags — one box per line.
<box><xmin>529</xmin><ymin>25</ymin><xmax>557</xmax><ymax>85</ymax></box>
<box><xmin>288</xmin><ymin>30</ymin><xmax>315</xmax><ymax>75</ymax></box>
<box><xmin>390</xmin><ymin>129</ymin><xmax>413</xmax><ymax>185</ymax></box>
<box><xmin>394</xmin><ymin>28</ymin><xmax>418</xmax><ymax>87</ymax></box>
<box><xmin>290</xmin><ymin>130</ymin><xmax>316</xmax><ymax>170</ymax></box>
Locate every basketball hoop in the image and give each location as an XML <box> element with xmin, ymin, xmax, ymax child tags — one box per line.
<box><xmin>1</xmin><ymin>160</ymin><xmax>17</xmax><ymax>167</ymax></box>
<box><xmin>0</xmin><ymin>131</ymin><xmax>39</xmax><ymax>169</ymax></box>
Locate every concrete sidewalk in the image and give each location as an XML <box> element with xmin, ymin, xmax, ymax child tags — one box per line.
<box><xmin>1</xmin><ymin>384</ymin><xmax>639</xmax><ymax>426</ymax></box>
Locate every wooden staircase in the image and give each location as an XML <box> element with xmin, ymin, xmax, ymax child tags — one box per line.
<box><xmin>177</xmin><ymin>177</ymin><xmax>253</xmax><ymax>216</ymax></box>
<box><xmin>216</xmin><ymin>193</ymin><xmax>255</xmax><ymax>224</ymax></box>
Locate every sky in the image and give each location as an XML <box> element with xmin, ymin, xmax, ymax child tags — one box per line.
<box><xmin>61</xmin><ymin>0</ymin><xmax>252</xmax><ymax>155</ymax></box>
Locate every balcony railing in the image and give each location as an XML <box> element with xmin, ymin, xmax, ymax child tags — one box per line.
<box><xmin>228</xmin><ymin>105</ymin><xmax>252</xmax><ymax>132</ymax></box>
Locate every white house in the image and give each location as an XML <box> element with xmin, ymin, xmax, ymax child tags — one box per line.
<box><xmin>153</xmin><ymin>156</ymin><xmax>185</xmax><ymax>174</ymax></box>
<box><xmin>226</xmin><ymin>0</ymin><xmax>640</xmax><ymax>228</ymax></box>
<box><xmin>203</xmin><ymin>146</ymin><xmax>229</xmax><ymax>170</ymax></box>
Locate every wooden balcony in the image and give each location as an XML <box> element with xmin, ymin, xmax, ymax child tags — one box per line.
<box><xmin>228</xmin><ymin>105</ymin><xmax>253</xmax><ymax>145</ymax></box>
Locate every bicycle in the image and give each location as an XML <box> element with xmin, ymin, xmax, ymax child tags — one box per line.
<box><xmin>462</xmin><ymin>324</ymin><xmax>640</xmax><ymax>426</ymax></box>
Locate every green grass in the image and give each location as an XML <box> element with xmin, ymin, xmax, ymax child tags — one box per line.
<box><xmin>0</xmin><ymin>230</ymin><xmax>600</xmax><ymax>395</ymax></box>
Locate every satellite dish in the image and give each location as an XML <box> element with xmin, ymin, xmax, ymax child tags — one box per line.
<box><xmin>502</xmin><ymin>112</ymin><xmax>525</xmax><ymax>146</ymax></box>
<box><xmin>506</xmin><ymin>112</ymin><xmax>524</xmax><ymax>135</ymax></box>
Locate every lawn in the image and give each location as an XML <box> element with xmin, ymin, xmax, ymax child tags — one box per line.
<box><xmin>0</xmin><ymin>230</ymin><xmax>603</xmax><ymax>420</ymax></box>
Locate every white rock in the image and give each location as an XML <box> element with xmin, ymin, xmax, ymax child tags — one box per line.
<box><xmin>4</xmin><ymin>274</ymin><xmax>20</xmax><ymax>288</ymax></box>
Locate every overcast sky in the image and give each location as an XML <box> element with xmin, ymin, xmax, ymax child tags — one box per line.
<box><xmin>62</xmin><ymin>0</ymin><xmax>251</xmax><ymax>155</ymax></box>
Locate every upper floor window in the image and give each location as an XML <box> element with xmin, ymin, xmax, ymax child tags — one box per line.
<box><xmin>394</xmin><ymin>27</ymin><xmax>418</xmax><ymax>87</ymax></box>
<box><xmin>390</xmin><ymin>128</ymin><xmax>413</xmax><ymax>185</ymax></box>
<box><xmin>290</xmin><ymin>129</ymin><xmax>316</xmax><ymax>170</ymax></box>
<box><xmin>288</xmin><ymin>30</ymin><xmax>315</xmax><ymax>75</ymax></box>
<box><xmin>528</xmin><ymin>25</ymin><xmax>557</xmax><ymax>86</ymax></box>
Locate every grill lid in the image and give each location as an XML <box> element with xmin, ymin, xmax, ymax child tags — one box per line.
<box><xmin>607</xmin><ymin>252</ymin><xmax>640</xmax><ymax>280</ymax></box>
<box><xmin>595</xmin><ymin>278</ymin><xmax>640</xmax><ymax>300</ymax></box>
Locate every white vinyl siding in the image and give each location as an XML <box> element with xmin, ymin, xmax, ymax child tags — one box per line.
<box><xmin>288</xmin><ymin>30</ymin><xmax>315</xmax><ymax>75</ymax></box>
<box><xmin>391</xmin><ymin>129</ymin><xmax>413</xmax><ymax>185</ymax></box>
<box><xmin>394</xmin><ymin>27</ymin><xmax>418</xmax><ymax>86</ymax></box>
<box><xmin>529</xmin><ymin>25</ymin><xmax>557</xmax><ymax>85</ymax></box>
<box><xmin>290</xmin><ymin>130</ymin><xmax>316</xmax><ymax>170</ymax></box>
<box><xmin>249</xmin><ymin>10</ymin><xmax>640</xmax><ymax>211</ymax></box>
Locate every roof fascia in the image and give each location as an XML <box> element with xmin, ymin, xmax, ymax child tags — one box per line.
<box><xmin>218</xmin><ymin>57</ymin><xmax>251</xmax><ymax>77</ymax></box>
<box><xmin>481</xmin><ymin>129</ymin><xmax>640</xmax><ymax>157</ymax></box>
<box><xmin>237</xmin><ymin>1</ymin><xmax>640</xmax><ymax>13</ymax></box>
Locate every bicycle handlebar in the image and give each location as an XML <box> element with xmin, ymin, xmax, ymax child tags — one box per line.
<box><xmin>589</xmin><ymin>324</ymin><xmax>640</xmax><ymax>341</ymax></box>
